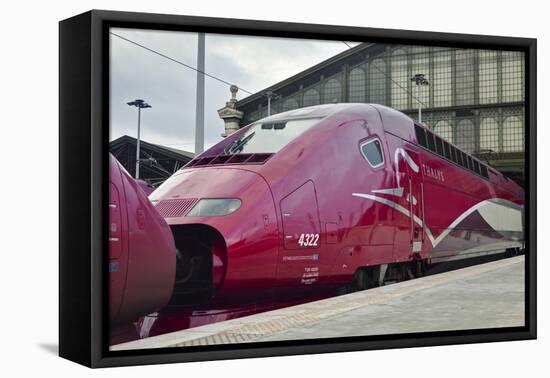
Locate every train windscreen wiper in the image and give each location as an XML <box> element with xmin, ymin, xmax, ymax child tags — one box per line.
<box><xmin>224</xmin><ymin>131</ymin><xmax>256</xmax><ymax>154</ymax></box>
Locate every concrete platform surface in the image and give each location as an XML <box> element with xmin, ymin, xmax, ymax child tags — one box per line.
<box><xmin>112</xmin><ymin>256</ymin><xmax>524</xmax><ymax>351</ymax></box>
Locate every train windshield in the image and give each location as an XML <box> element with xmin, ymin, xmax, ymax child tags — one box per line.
<box><xmin>223</xmin><ymin>118</ymin><xmax>322</xmax><ymax>154</ymax></box>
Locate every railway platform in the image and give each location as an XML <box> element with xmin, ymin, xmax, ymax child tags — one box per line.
<box><xmin>112</xmin><ymin>255</ymin><xmax>525</xmax><ymax>351</ymax></box>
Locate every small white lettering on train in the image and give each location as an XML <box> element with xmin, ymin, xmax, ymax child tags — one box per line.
<box><xmin>422</xmin><ymin>164</ymin><xmax>445</xmax><ymax>182</ymax></box>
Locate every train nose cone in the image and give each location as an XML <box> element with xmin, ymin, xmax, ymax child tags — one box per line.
<box><xmin>109</xmin><ymin>154</ymin><xmax>176</xmax><ymax>327</ymax></box>
<box><xmin>150</xmin><ymin>166</ymin><xmax>278</xmax><ymax>247</ymax></box>
<box><xmin>150</xmin><ymin>167</ymin><xmax>264</xmax><ymax>206</ymax></box>
<box><xmin>149</xmin><ymin>167</ymin><xmax>279</xmax><ymax>303</ymax></box>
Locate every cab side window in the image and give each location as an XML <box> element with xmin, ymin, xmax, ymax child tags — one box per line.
<box><xmin>361</xmin><ymin>138</ymin><xmax>384</xmax><ymax>168</ymax></box>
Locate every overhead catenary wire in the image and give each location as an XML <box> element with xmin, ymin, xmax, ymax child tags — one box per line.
<box><xmin>112</xmin><ymin>32</ymin><xmax>442</xmax><ymax>133</ymax></box>
<box><xmin>111</xmin><ymin>32</ymin><xmax>423</xmax><ymax>110</ymax></box>
<box><xmin>112</xmin><ymin>32</ymin><xmax>487</xmax><ymax>157</ymax></box>
<box><xmin>110</xmin><ymin>31</ymin><xmax>255</xmax><ymax>95</ymax></box>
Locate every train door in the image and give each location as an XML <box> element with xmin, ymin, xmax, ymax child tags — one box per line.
<box><xmin>276</xmin><ymin>180</ymin><xmax>323</xmax><ymax>287</ymax></box>
<box><xmin>405</xmin><ymin>150</ymin><xmax>424</xmax><ymax>255</ymax></box>
<box><xmin>392</xmin><ymin>146</ymin><xmax>424</xmax><ymax>261</ymax></box>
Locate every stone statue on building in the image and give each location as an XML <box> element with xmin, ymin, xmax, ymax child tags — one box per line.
<box><xmin>218</xmin><ymin>85</ymin><xmax>244</xmax><ymax>137</ymax></box>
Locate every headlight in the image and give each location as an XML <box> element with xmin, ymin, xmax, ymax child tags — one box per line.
<box><xmin>187</xmin><ymin>198</ymin><xmax>242</xmax><ymax>217</ymax></box>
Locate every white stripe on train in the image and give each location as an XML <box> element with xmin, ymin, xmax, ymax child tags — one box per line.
<box><xmin>351</xmin><ymin>193</ymin><xmax>522</xmax><ymax>248</ymax></box>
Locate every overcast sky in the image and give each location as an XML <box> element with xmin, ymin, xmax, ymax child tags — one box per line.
<box><xmin>110</xmin><ymin>28</ymin><xmax>358</xmax><ymax>153</ymax></box>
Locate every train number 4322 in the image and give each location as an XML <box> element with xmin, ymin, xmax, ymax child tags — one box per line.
<box><xmin>297</xmin><ymin>233</ymin><xmax>319</xmax><ymax>247</ymax></box>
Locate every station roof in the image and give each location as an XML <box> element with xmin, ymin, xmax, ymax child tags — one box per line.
<box><xmin>110</xmin><ymin>135</ymin><xmax>195</xmax><ymax>160</ymax></box>
<box><xmin>109</xmin><ymin>135</ymin><xmax>194</xmax><ymax>186</ymax></box>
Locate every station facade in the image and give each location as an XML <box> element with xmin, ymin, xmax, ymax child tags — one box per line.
<box><xmin>225</xmin><ymin>43</ymin><xmax>525</xmax><ymax>185</ymax></box>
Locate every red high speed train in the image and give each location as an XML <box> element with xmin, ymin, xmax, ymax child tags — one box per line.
<box><xmin>109</xmin><ymin>154</ymin><xmax>176</xmax><ymax>330</ymax></box>
<box><xmin>109</xmin><ymin>103</ymin><xmax>524</xmax><ymax>341</ymax></box>
<box><xmin>146</xmin><ymin>103</ymin><xmax>524</xmax><ymax>307</ymax></box>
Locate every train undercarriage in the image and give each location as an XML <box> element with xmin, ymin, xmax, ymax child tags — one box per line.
<box><xmin>348</xmin><ymin>247</ymin><xmax>523</xmax><ymax>293</ymax></box>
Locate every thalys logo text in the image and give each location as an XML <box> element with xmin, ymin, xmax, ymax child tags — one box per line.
<box><xmin>421</xmin><ymin>164</ymin><xmax>444</xmax><ymax>182</ymax></box>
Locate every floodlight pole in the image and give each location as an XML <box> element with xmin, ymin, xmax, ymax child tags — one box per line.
<box><xmin>127</xmin><ymin>99</ymin><xmax>152</xmax><ymax>179</ymax></box>
<box><xmin>411</xmin><ymin>73</ymin><xmax>429</xmax><ymax>123</ymax></box>
<box><xmin>195</xmin><ymin>32</ymin><xmax>205</xmax><ymax>154</ymax></box>
<box><xmin>417</xmin><ymin>84</ymin><xmax>422</xmax><ymax>122</ymax></box>
<box><xmin>264</xmin><ymin>90</ymin><xmax>279</xmax><ymax>116</ymax></box>
<box><xmin>136</xmin><ymin>106</ymin><xmax>141</xmax><ymax>178</ymax></box>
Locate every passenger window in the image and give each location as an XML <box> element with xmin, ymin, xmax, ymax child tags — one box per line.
<box><xmin>435</xmin><ymin>136</ymin><xmax>444</xmax><ymax>156</ymax></box>
<box><xmin>467</xmin><ymin>156</ymin><xmax>473</xmax><ymax>171</ymax></box>
<box><xmin>453</xmin><ymin>147</ymin><xmax>462</xmax><ymax>165</ymax></box>
<box><xmin>361</xmin><ymin>139</ymin><xmax>384</xmax><ymax>168</ymax></box>
<box><xmin>443</xmin><ymin>142</ymin><xmax>452</xmax><ymax>160</ymax></box>
<box><xmin>426</xmin><ymin>131</ymin><xmax>436</xmax><ymax>152</ymax></box>
<box><xmin>415</xmin><ymin>125</ymin><xmax>427</xmax><ymax>148</ymax></box>
<box><xmin>473</xmin><ymin>160</ymin><xmax>481</xmax><ymax>175</ymax></box>
<box><xmin>443</xmin><ymin>142</ymin><xmax>453</xmax><ymax>160</ymax></box>
<box><xmin>480</xmin><ymin>165</ymin><xmax>489</xmax><ymax>179</ymax></box>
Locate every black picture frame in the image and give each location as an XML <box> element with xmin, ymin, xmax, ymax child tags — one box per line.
<box><xmin>59</xmin><ymin>9</ymin><xmax>537</xmax><ymax>368</ymax></box>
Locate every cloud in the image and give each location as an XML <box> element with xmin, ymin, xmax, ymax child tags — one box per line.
<box><xmin>110</xmin><ymin>28</ymin><xmax>353</xmax><ymax>153</ymax></box>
